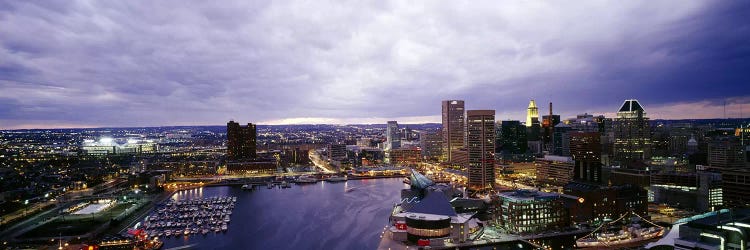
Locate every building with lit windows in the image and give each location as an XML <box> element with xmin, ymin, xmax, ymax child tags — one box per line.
<box><xmin>649</xmin><ymin>170</ymin><xmax>723</xmax><ymax>212</ymax></box>
<box><xmin>552</xmin><ymin>123</ymin><xmax>571</xmax><ymax>156</ymax></box>
<box><xmin>387</xmin><ymin>169</ymin><xmax>483</xmax><ymax>246</ymax></box>
<box><xmin>419</xmin><ymin>130</ymin><xmax>443</xmax><ymax>161</ymax></box>
<box><xmin>226</xmin><ymin>161</ymin><xmax>277</xmax><ymax>175</ymax></box>
<box><xmin>535</xmin><ymin>156</ymin><xmax>574</xmax><ymax>186</ymax></box>
<box><xmin>386</xmin><ymin>121</ymin><xmax>401</xmax><ymax>151</ymax></box>
<box><xmin>721</xmin><ymin>168</ymin><xmax>750</xmax><ymax>208</ymax></box>
<box><xmin>450</xmin><ymin>148</ymin><xmax>468</xmax><ymax>168</ymax></box>
<box><xmin>227</xmin><ymin>121</ymin><xmax>257</xmax><ymax>160</ymax></box>
<box><xmin>498</xmin><ymin>120</ymin><xmax>527</xmax><ymax>156</ymax></box>
<box><xmin>613</xmin><ymin>99</ymin><xmax>651</xmax><ymax>165</ymax></box>
<box><xmin>526</xmin><ymin>100</ymin><xmax>542</xmax><ymax>152</ymax></box>
<box><xmin>442</xmin><ymin>100</ymin><xmax>465</xmax><ymax>163</ymax></box>
<box><xmin>564</xmin><ymin>182</ymin><xmax>648</xmax><ymax>223</ymax></box>
<box><xmin>657</xmin><ymin>209</ymin><xmax>750</xmax><ymax>250</ymax></box>
<box><xmin>82</xmin><ymin>138</ymin><xmax>157</xmax><ymax>155</ymax></box>
<box><xmin>495</xmin><ymin>190</ymin><xmax>571</xmax><ymax>233</ymax></box>
<box><xmin>526</xmin><ymin>100</ymin><xmax>540</xmax><ymax>128</ymax></box>
<box><xmin>570</xmin><ymin>131</ymin><xmax>602</xmax><ymax>183</ymax></box>
<box><xmin>708</xmin><ymin>138</ymin><xmax>746</xmax><ymax>169</ymax></box>
<box><xmin>389</xmin><ymin>147</ymin><xmax>422</xmax><ymax>165</ymax></box>
<box><xmin>466</xmin><ymin>110</ymin><xmax>495</xmax><ymax>192</ymax></box>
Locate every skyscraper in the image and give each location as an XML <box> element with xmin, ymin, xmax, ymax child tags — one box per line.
<box><xmin>442</xmin><ymin>100</ymin><xmax>465</xmax><ymax>162</ymax></box>
<box><xmin>708</xmin><ymin>138</ymin><xmax>746</xmax><ymax>169</ymax></box>
<box><xmin>467</xmin><ymin>110</ymin><xmax>496</xmax><ymax>191</ymax></box>
<box><xmin>553</xmin><ymin>123</ymin><xmax>571</xmax><ymax>156</ymax></box>
<box><xmin>526</xmin><ymin>100</ymin><xmax>540</xmax><ymax>127</ymax></box>
<box><xmin>498</xmin><ymin>120</ymin><xmax>527</xmax><ymax>155</ymax></box>
<box><xmin>227</xmin><ymin>121</ymin><xmax>257</xmax><ymax>160</ymax></box>
<box><xmin>613</xmin><ymin>99</ymin><xmax>651</xmax><ymax>165</ymax></box>
<box><xmin>570</xmin><ymin>131</ymin><xmax>602</xmax><ymax>183</ymax></box>
<box><xmin>526</xmin><ymin>100</ymin><xmax>542</xmax><ymax>151</ymax></box>
<box><xmin>386</xmin><ymin>121</ymin><xmax>401</xmax><ymax>151</ymax></box>
<box><xmin>419</xmin><ymin>130</ymin><xmax>443</xmax><ymax>161</ymax></box>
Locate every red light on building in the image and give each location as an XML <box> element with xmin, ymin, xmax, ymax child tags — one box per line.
<box><xmin>395</xmin><ymin>222</ymin><xmax>407</xmax><ymax>230</ymax></box>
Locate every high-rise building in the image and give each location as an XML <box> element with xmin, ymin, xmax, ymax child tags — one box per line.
<box><xmin>613</xmin><ymin>99</ymin><xmax>651</xmax><ymax>165</ymax></box>
<box><xmin>386</xmin><ymin>121</ymin><xmax>401</xmax><ymax>151</ymax></box>
<box><xmin>526</xmin><ymin>100</ymin><xmax>542</xmax><ymax>150</ymax></box>
<box><xmin>227</xmin><ymin>121</ymin><xmax>257</xmax><ymax>160</ymax></box>
<box><xmin>467</xmin><ymin>110</ymin><xmax>495</xmax><ymax>191</ymax></box>
<box><xmin>442</xmin><ymin>100</ymin><xmax>465</xmax><ymax>162</ymax></box>
<box><xmin>570</xmin><ymin>131</ymin><xmax>602</xmax><ymax>183</ymax></box>
<box><xmin>526</xmin><ymin>100</ymin><xmax>540</xmax><ymax>127</ymax></box>
<box><xmin>498</xmin><ymin>120</ymin><xmax>527</xmax><ymax>155</ymax></box>
<box><xmin>708</xmin><ymin>138</ymin><xmax>746</xmax><ymax>169</ymax></box>
<box><xmin>553</xmin><ymin>123</ymin><xmax>571</xmax><ymax>156</ymax></box>
<box><xmin>419</xmin><ymin>130</ymin><xmax>443</xmax><ymax>161</ymax></box>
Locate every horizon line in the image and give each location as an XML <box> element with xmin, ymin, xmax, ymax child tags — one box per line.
<box><xmin>2</xmin><ymin>117</ymin><xmax>749</xmax><ymax>131</ymax></box>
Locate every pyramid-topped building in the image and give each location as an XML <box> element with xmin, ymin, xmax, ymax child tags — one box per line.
<box><xmin>617</xmin><ymin>99</ymin><xmax>646</xmax><ymax>119</ymax></box>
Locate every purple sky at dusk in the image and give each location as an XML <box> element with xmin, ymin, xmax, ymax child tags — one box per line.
<box><xmin>1</xmin><ymin>1</ymin><xmax>749</xmax><ymax>129</ymax></box>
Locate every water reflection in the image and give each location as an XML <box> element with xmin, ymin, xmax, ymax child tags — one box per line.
<box><xmin>160</xmin><ymin>178</ymin><xmax>405</xmax><ymax>250</ymax></box>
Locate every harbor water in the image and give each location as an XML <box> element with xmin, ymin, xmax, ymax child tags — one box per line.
<box><xmin>160</xmin><ymin>178</ymin><xmax>405</xmax><ymax>249</ymax></box>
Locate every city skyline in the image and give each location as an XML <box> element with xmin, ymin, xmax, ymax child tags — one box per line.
<box><xmin>1</xmin><ymin>1</ymin><xmax>750</xmax><ymax>130</ymax></box>
<box><xmin>3</xmin><ymin>2</ymin><xmax>750</xmax><ymax>249</ymax></box>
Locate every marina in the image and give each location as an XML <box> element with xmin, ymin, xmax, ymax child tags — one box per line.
<box><xmin>133</xmin><ymin>196</ymin><xmax>237</xmax><ymax>238</ymax></box>
<box><xmin>156</xmin><ymin>178</ymin><xmax>404</xmax><ymax>249</ymax></box>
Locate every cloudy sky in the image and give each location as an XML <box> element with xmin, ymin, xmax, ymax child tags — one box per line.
<box><xmin>1</xmin><ymin>1</ymin><xmax>749</xmax><ymax>129</ymax></box>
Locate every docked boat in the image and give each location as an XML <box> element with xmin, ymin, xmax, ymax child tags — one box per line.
<box><xmin>150</xmin><ymin>240</ymin><xmax>163</xmax><ymax>250</ymax></box>
<box><xmin>576</xmin><ymin>212</ymin><xmax>665</xmax><ymax>248</ymax></box>
<box><xmin>266</xmin><ymin>182</ymin><xmax>274</xmax><ymax>189</ymax></box>
<box><xmin>280</xmin><ymin>181</ymin><xmax>291</xmax><ymax>188</ymax></box>
<box><xmin>133</xmin><ymin>196</ymin><xmax>238</xmax><ymax>238</ymax></box>
<box><xmin>241</xmin><ymin>184</ymin><xmax>252</xmax><ymax>190</ymax></box>
<box><xmin>325</xmin><ymin>175</ymin><xmax>347</xmax><ymax>182</ymax></box>
<box><xmin>295</xmin><ymin>175</ymin><xmax>318</xmax><ymax>184</ymax></box>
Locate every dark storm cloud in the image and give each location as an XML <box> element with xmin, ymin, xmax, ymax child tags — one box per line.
<box><xmin>0</xmin><ymin>1</ymin><xmax>748</xmax><ymax>129</ymax></box>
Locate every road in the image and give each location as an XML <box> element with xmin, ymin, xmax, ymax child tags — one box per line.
<box><xmin>0</xmin><ymin>201</ymin><xmax>63</xmax><ymax>240</ymax></box>
<box><xmin>0</xmin><ymin>200</ymin><xmax>56</xmax><ymax>228</ymax></box>
<box><xmin>308</xmin><ymin>149</ymin><xmax>336</xmax><ymax>173</ymax></box>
